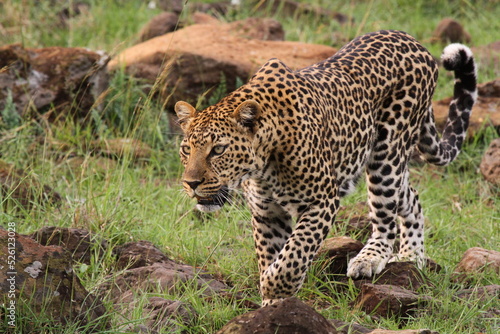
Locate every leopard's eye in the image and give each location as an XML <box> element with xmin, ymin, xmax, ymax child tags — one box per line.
<box><xmin>211</xmin><ymin>145</ymin><xmax>227</xmax><ymax>156</ymax></box>
<box><xmin>181</xmin><ymin>145</ymin><xmax>191</xmax><ymax>155</ymax></box>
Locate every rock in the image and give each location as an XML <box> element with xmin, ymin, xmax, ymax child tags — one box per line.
<box><xmin>108</xmin><ymin>20</ymin><xmax>336</xmax><ymax>130</ymax></box>
<box><xmin>0</xmin><ymin>44</ymin><xmax>109</xmax><ymax>121</ymax></box>
<box><xmin>191</xmin><ymin>12</ymin><xmax>221</xmax><ymax>25</ymax></box>
<box><xmin>477</xmin><ymin>79</ymin><xmax>500</xmax><ymax>98</ymax></box>
<box><xmin>90</xmin><ymin>138</ymin><xmax>152</xmax><ymax>161</ymax></box>
<box><xmin>114</xmin><ymin>240</ymin><xmax>172</xmax><ymax>270</ymax></box>
<box><xmin>353</xmin><ymin>284</ymin><xmax>431</xmax><ymax>318</ymax></box>
<box><xmin>319</xmin><ymin>236</ymin><xmax>364</xmax><ymax>275</ymax></box>
<box><xmin>0</xmin><ymin>229</ymin><xmax>108</xmax><ymax>330</ymax></box>
<box><xmin>100</xmin><ymin>254</ymin><xmax>229</xmax><ymax>302</ymax></box>
<box><xmin>0</xmin><ymin>159</ymin><xmax>61</xmax><ymax>210</ymax></box>
<box><xmin>454</xmin><ymin>284</ymin><xmax>500</xmax><ymax>302</ymax></box>
<box><xmin>453</xmin><ymin>247</ymin><xmax>500</xmax><ymax>281</ymax></box>
<box><xmin>216</xmin><ymin>297</ymin><xmax>339</xmax><ymax>334</ymax></box>
<box><xmin>480</xmin><ymin>138</ymin><xmax>500</xmax><ymax>185</ymax></box>
<box><xmin>30</xmin><ymin>226</ymin><xmax>108</xmax><ymax>265</ymax></box>
<box><xmin>432</xmin><ymin>18</ymin><xmax>471</xmax><ymax>44</ymax></box>
<box><xmin>138</xmin><ymin>12</ymin><xmax>180</xmax><ymax>42</ymax></box>
<box><xmin>341</xmin><ymin>262</ymin><xmax>429</xmax><ymax>292</ymax></box>
<box><xmin>225</xmin><ymin>17</ymin><xmax>285</xmax><ymax>41</ymax></box>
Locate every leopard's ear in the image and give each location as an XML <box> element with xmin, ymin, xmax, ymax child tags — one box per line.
<box><xmin>232</xmin><ymin>100</ymin><xmax>261</xmax><ymax>132</ymax></box>
<box><xmin>174</xmin><ymin>101</ymin><xmax>197</xmax><ymax>133</ymax></box>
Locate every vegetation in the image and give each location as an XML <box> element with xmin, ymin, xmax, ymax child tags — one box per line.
<box><xmin>1</xmin><ymin>0</ymin><xmax>499</xmax><ymax>333</ymax></box>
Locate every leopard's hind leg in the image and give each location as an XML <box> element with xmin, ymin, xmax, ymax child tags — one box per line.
<box><xmin>390</xmin><ymin>168</ymin><xmax>426</xmax><ymax>267</ymax></box>
<box><xmin>347</xmin><ymin>129</ymin><xmax>409</xmax><ymax>278</ymax></box>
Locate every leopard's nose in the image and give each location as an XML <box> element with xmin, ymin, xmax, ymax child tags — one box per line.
<box><xmin>184</xmin><ymin>179</ymin><xmax>204</xmax><ymax>190</ymax></box>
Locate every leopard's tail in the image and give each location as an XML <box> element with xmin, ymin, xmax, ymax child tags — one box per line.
<box><xmin>417</xmin><ymin>44</ymin><xmax>477</xmax><ymax>166</ymax></box>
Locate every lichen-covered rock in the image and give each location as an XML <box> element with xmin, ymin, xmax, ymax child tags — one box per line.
<box><xmin>0</xmin><ymin>229</ymin><xmax>108</xmax><ymax>330</ymax></box>
<box><xmin>480</xmin><ymin>138</ymin><xmax>500</xmax><ymax>185</ymax></box>
<box><xmin>216</xmin><ymin>297</ymin><xmax>339</xmax><ymax>334</ymax></box>
<box><xmin>0</xmin><ymin>44</ymin><xmax>109</xmax><ymax>121</ymax></box>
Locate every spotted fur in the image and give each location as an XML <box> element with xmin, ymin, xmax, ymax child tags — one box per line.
<box><xmin>175</xmin><ymin>30</ymin><xmax>477</xmax><ymax>306</ymax></box>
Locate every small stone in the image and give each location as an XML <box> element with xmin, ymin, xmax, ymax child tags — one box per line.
<box><xmin>138</xmin><ymin>12</ymin><xmax>179</xmax><ymax>42</ymax></box>
<box><xmin>114</xmin><ymin>240</ymin><xmax>171</xmax><ymax>270</ymax></box>
<box><xmin>432</xmin><ymin>18</ymin><xmax>471</xmax><ymax>44</ymax></box>
<box><xmin>454</xmin><ymin>247</ymin><xmax>500</xmax><ymax>281</ymax></box>
<box><xmin>353</xmin><ymin>284</ymin><xmax>432</xmax><ymax>318</ymax></box>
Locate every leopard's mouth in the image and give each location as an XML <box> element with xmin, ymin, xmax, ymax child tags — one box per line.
<box><xmin>194</xmin><ymin>186</ymin><xmax>229</xmax><ymax>212</ymax></box>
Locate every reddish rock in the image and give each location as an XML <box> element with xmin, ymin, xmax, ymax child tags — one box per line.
<box><xmin>353</xmin><ymin>284</ymin><xmax>431</xmax><ymax>318</ymax></box>
<box><xmin>30</xmin><ymin>226</ymin><xmax>108</xmax><ymax>265</ymax></box>
<box><xmin>352</xmin><ymin>262</ymin><xmax>429</xmax><ymax>292</ymax></box>
<box><xmin>108</xmin><ymin>20</ymin><xmax>336</xmax><ymax>126</ymax></box>
<box><xmin>432</xmin><ymin>18</ymin><xmax>471</xmax><ymax>44</ymax></box>
<box><xmin>480</xmin><ymin>138</ymin><xmax>500</xmax><ymax>185</ymax></box>
<box><xmin>0</xmin><ymin>44</ymin><xmax>109</xmax><ymax>121</ymax></box>
<box><xmin>114</xmin><ymin>240</ymin><xmax>172</xmax><ymax>270</ymax></box>
<box><xmin>478</xmin><ymin>79</ymin><xmax>500</xmax><ymax>98</ymax></box>
<box><xmin>0</xmin><ymin>229</ymin><xmax>108</xmax><ymax>330</ymax></box>
<box><xmin>100</xmin><ymin>247</ymin><xmax>229</xmax><ymax>302</ymax></box>
<box><xmin>216</xmin><ymin>297</ymin><xmax>339</xmax><ymax>334</ymax></box>
<box><xmin>319</xmin><ymin>236</ymin><xmax>364</xmax><ymax>275</ymax></box>
<box><xmin>454</xmin><ymin>247</ymin><xmax>500</xmax><ymax>281</ymax></box>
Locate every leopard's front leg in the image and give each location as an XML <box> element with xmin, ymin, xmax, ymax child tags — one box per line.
<box><xmin>257</xmin><ymin>199</ymin><xmax>339</xmax><ymax>306</ymax></box>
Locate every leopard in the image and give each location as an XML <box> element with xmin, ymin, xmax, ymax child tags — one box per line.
<box><xmin>174</xmin><ymin>30</ymin><xmax>477</xmax><ymax>307</ymax></box>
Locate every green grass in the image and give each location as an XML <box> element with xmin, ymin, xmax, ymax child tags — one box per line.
<box><xmin>1</xmin><ymin>0</ymin><xmax>499</xmax><ymax>333</ymax></box>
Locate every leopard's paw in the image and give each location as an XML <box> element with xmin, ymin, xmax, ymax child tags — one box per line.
<box><xmin>347</xmin><ymin>254</ymin><xmax>388</xmax><ymax>279</ymax></box>
<box><xmin>261</xmin><ymin>298</ymin><xmax>283</xmax><ymax>307</ymax></box>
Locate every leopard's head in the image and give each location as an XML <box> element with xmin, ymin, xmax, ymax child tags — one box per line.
<box><xmin>174</xmin><ymin>99</ymin><xmax>261</xmax><ymax>212</ymax></box>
